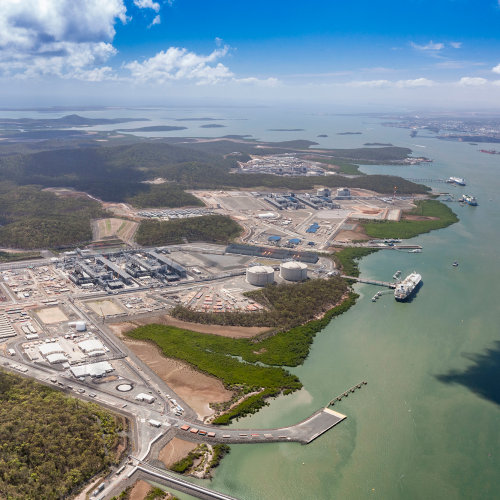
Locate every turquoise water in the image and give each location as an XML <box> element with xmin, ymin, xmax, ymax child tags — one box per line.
<box><xmin>3</xmin><ymin>106</ymin><xmax>499</xmax><ymax>499</ymax></box>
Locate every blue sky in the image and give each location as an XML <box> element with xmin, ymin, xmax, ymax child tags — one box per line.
<box><xmin>2</xmin><ymin>0</ymin><xmax>500</xmax><ymax>106</ymax></box>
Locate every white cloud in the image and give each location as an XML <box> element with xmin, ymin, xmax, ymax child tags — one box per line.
<box><xmin>395</xmin><ymin>78</ymin><xmax>435</xmax><ymax>87</ymax></box>
<box><xmin>123</xmin><ymin>46</ymin><xmax>234</xmax><ymax>84</ymax></box>
<box><xmin>215</xmin><ymin>37</ymin><xmax>223</xmax><ymax>47</ymax></box>
<box><xmin>0</xmin><ymin>0</ymin><xmax>126</xmax><ymax>78</ymax></box>
<box><xmin>458</xmin><ymin>77</ymin><xmax>488</xmax><ymax>86</ymax></box>
<box><xmin>435</xmin><ymin>61</ymin><xmax>464</xmax><ymax>69</ymax></box>
<box><xmin>492</xmin><ymin>64</ymin><xmax>500</xmax><ymax>74</ymax></box>
<box><xmin>411</xmin><ymin>41</ymin><xmax>445</xmax><ymax>51</ymax></box>
<box><xmin>233</xmin><ymin>77</ymin><xmax>282</xmax><ymax>87</ymax></box>
<box><xmin>345</xmin><ymin>78</ymin><xmax>434</xmax><ymax>89</ymax></box>
<box><xmin>63</xmin><ymin>66</ymin><xmax>117</xmax><ymax>81</ymax></box>
<box><xmin>450</xmin><ymin>42</ymin><xmax>462</xmax><ymax>49</ymax></box>
<box><xmin>148</xmin><ymin>15</ymin><xmax>161</xmax><ymax>28</ymax></box>
<box><xmin>346</xmin><ymin>80</ymin><xmax>392</xmax><ymax>88</ymax></box>
<box><xmin>134</xmin><ymin>0</ymin><xmax>160</xmax><ymax>12</ymax></box>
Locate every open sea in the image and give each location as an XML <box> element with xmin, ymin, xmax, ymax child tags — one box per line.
<box><xmin>3</xmin><ymin>104</ymin><xmax>499</xmax><ymax>500</ymax></box>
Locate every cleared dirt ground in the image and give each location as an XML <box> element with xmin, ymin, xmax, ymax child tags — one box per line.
<box><xmin>128</xmin><ymin>480</ymin><xmax>152</xmax><ymax>500</ymax></box>
<box><xmin>109</xmin><ymin>326</ymin><xmax>233</xmax><ymax>420</ymax></box>
<box><xmin>159</xmin><ymin>438</ymin><xmax>198</xmax><ymax>469</ymax></box>
<box><xmin>112</xmin><ymin>314</ymin><xmax>268</xmax><ymax>338</ymax></box>
<box><xmin>334</xmin><ymin>223</ymin><xmax>371</xmax><ymax>241</ymax></box>
<box><xmin>35</xmin><ymin>306</ymin><xmax>68</xmax><ymax>324</ymax></box>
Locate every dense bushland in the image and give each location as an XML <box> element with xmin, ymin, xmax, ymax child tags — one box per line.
<box><xmin>134</xmin><ymin>214</ymin><xmax>243</xmax><ymax>246</ymax></box>
<box><xmin>0</xmin><ymin>370</ymin><xmax>119</xmax><ymax>499</ymax></box>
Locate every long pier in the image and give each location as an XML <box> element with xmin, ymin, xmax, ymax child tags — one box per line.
<box><xmin>343</xmin><ymin>276</ymin><xmax>396</xmax><ymax>288</ymax></box>
<box><xmin>328</xmin><ymin>381</ymin><xmax>367</xmax><ymax>406</ymax></box>
<box><xmin>404</xmin><ymin>178</ymin><xmax>447</xmax><ymax>183</ymax></box>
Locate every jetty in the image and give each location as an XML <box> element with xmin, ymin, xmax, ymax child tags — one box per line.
<box><xmin>343</xmin><ymin>276</ymin><xmax>396</xmax><ymax>288</ymax></box>
<box><xmin>328</xmin><ymin>381</ymin><xmax>367</xmax><ymax>406</ymax></box>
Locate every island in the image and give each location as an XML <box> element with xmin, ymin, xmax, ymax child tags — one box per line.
<box><xmin>267</xmin><ymin>128</ymin><xmax>305</xmax><ymax>131</ymax></box>
<box><xmin>0</xmin><ymin>114</ymin><xmax>149</xmax><ymax>129</ymax></box>
<box><xmin>116</xmin><ymin>125</ymin><xmax>188</xmax><ymax>132</ymax></box>
<box><xmin>337</xmin><ymin>132</ymin><xmax>362</xmax><ymax>135</ymax></box>
<box><xmin>318</xmin><ymin>134</ymin><xmax>328</xmax><ymax>137</ymax></box>
<box><xmin>200</xmin><ymin>124</ymin><xmax>226</xmax><ymax>128</ymax></box>
<box><xmin>364</xmin><ymin>142</ymin><xmax>393</xmax><ymax>146</ymax></box>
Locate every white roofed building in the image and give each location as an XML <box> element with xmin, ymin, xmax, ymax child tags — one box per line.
<box><xmin>70</xmin><ymin>361</ymin><xmax>113</xmax><ymax>378</ymax></box>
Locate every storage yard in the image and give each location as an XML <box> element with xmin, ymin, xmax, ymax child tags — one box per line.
<box><xmin>190</xmin><ymin>188</ymin><xmax>420</xmax><ymax>249</ymax></box>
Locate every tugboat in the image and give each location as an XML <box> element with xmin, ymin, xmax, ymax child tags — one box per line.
<box><xmin>453</xmin><ymin>261</ymin><xmax>458</xmax><ymax>267</ymax></box>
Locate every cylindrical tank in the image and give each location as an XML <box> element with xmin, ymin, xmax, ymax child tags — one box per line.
<box><xmin>280</xmin><ymin>261</ymin><xmax>308</xmax><ymax>281</ymax></box>
<box><xmin>246</xmin><ymin>266</ymin><xmax>275</xmax><ymax>286</ymax></box>
<box><xmin>75</xmin><ymin>321</ymin><xmax>86</xmax><ymax>332</ymax></box>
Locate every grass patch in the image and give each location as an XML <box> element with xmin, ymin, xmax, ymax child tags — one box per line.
<box><xmin>360</xmin><ymin>200</ymin><xmax>458</xmax><ymax>239</ymax></box>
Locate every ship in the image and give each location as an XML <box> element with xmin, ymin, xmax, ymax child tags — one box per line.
<box><xmin>394</xmin><ymin>272</ymin><xmax>421</xmax><ymax>301</ymax></box>
<box><xmin>410</xmin><ymin>130</ymin><xmax>417</xmax><ymax>137</ymax></box>
<box><xmin>479</xmin><ymin>149</ymin><xmax>500</xmax><ymax>154</ymax></box>
<box><xmin>449</xmin><ymin>177</ymin><xmax>466</xmax><ymax>186</ymax></box>
<box><xmin>463</xmin><ymin>194</ymin><xmax>477</xmax><ymax>206</ymax></box>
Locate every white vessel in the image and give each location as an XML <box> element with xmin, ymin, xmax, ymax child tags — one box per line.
<box><xmin>449</xmin><ymin>177</ymin><xmax>466</xmax><ymax>186</ymax></box>
<box><xmin>408</xmin><ymin>249</ymin><xmax>422</xmax><ymax>253</ymax></box>
<box><xmin>394</xmin><ymin>272</ymin><xmax>421</xmax><ymax>301</ymax></box>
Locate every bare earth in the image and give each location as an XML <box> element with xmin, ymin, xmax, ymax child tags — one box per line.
<box><xmin>128</xmin><ymin>480</ymin><xmax>152</xmax><ymax>500</ymax></box>
<box><xmin>335</xmin><ymin>223</ymin><xmax>371</xmax><ymax>241</ymax></box>
<box><xmin>159</xmin><ymin>437</ymin><xmax>198</xmax><ymax>468</ymax></box>
<box><xmin>402</xmin><ymin>215</ymin><xmax>440</xmax><ymax>221</ymax></box>
<box><xmin>115</xmin><ymin>314</ymin><xmax>268</xmax><ymax>338</ymax></box>
<box><xmin>109</xmin><ymin>325</ymin><xmax>233</xmax><ymax>420</ymax></box>
<box><xmin>35</xmin><ymin>307</ymin><xmax>68</xmax><ymax>324</ymax></box>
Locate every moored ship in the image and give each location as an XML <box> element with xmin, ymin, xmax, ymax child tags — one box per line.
<box><xmin>394</xmin><ymin>272</ymin><xmax>421</xmax><ymax>301</ymax></box>
<box><xmin>479</xmin><ymin>149</ymin><xmax>500</xmax><ymax>154</ymax></box>
<box><xmin>449</xmin><ymin>177</ymin><xmax>466</xmax><ymax>186</ymax></box>
<box><xmin>463</xmin><ymin>194</ymin><xmax>477</xmax><ymax>206</ymax></box>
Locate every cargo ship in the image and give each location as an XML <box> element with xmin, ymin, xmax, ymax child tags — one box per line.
<box><xmin>394</xmin><ymin>272</ymin><xmax>421</xmax><ymax>301</ymax></box>
<box><xmin>449</xmin><ymin>177</ymin><xmax>466</xmax><ymax>186</ymax></box>
<box><xmin>410</xmin><ymin>130</ymin><xmax>417</xmax><ymax>137</ymax></box>
<box><xmin>479</xmin><ymin>149</ymin><xmax>500</xmax><ymax>154</ymax></box>
<box><xmin>463</xmin><ymin>194</ymin><xmax>477</xmax><ymax>206</ymax></box>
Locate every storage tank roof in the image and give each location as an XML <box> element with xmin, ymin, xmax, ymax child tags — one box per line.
<box><xmin>248</xmin><ymin>266</ymin><xmax>274</xmax><ymax>274</ymax></box>
<box><xmin>281</xmin><ymin>261</ymin><xmax>307</xmax><ymax>269</ymax></box>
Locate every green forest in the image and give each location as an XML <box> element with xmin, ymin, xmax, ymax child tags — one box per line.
<box><xmin>171</xmin><ymin>276</ymin><xmax>349</xmax><ymax>330</ymax></box>
<box><xmin>0</xmin><ymin>370</ymin><xmax>120</xmax><ymax>500</ymax></box>
<box><xmin>134</xmin><ymin>214</ymin><xmax>243</xmax><ymax>246</ymax></box>
<box><xmin>0</xmin><ymin>140</ymin><xmax>429</xmax><ymax>204</ymax></box>
<box><xmin>360</xmin><ymin>200</ymin><xmax>459</xmax><ymax>239</ymax></box>
<box><xmin>0</xmin><ymin>183</ymin><xmax>107</xmax><ymax>249</ymax></box>
<box><xmin>0</xmin><ymin>251</ymin><xmax>41</xmax><ymax>263</ymax></box>
<box><xmin>125</xmin><ymin>183</ymin><xmax>204</xmax><ymax>209</ymax></box>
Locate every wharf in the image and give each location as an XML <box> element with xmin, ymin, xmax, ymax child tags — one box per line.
<box><xmin>343</xmin><ymin>276</ymin><xmax>396</xmax><ymax>288</ymax></box>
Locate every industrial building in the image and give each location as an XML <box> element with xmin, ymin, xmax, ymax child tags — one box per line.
<box><xmin>136</xmin><ymin>393</ymin><xmax>156</xmax><ymax>403</ymax></box>
<box><xmin>295</xmin><ymin>194</ymin><xmax>340</xmax><ymax>209</ymax></box>
<box><xmin>78</xmin><ymin>339</ymin><xmax>106</xmax><ymax>357</ymax></box>
<box><xmin>280</xmin><ymin>261</ymin><xmax>308</xmax><ymax>281</ymax></box>
<box><xmin>336</xmin><ymin>187</ymin><xmax>351</xmax><ymax>199</ymax></box>
<box><xmin>70</xmin><ymin>361</ymin><xmax>113</xmax><ymax>378</ymax></box>
<box><xmin>246</xmin><ymin>265</ymin><xmax>275</xmax><ymax>286</ymax></box>
<box><xmin>0</xmin><ymin>313</ymin><xmax>17</xmax><ymax>339</ymax></box>
<box><xmin>264</xmin><ymin>193</ymin><xmax>305</xmax><ymax>210</ymax></box>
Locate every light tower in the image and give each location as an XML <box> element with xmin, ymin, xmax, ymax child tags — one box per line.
<box><xmin>392</xmin><ymin>186</ymin><xmax>397</xmax><ymax>205</ymax></box>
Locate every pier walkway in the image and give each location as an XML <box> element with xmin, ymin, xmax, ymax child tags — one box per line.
<box><xmin>343</xmin><ymin>276</ymin><xmax>396</xmax><ymax>288</ymax></box>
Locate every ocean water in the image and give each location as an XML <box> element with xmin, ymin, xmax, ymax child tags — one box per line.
<box><xmin>2</xmin><ymin>105</ymin><xmax>499</xmax><ymax>500</ymax></box>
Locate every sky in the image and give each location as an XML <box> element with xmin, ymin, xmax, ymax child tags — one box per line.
<box><xmin>2</xmin><ymin>0</ymin><xmax>500</xmax><ymax>108</ymax></box>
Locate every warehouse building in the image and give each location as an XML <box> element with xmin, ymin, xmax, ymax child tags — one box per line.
<box><xmin>78</xmin><ymin>339</ymin><xmax>106</xmax><ymax>357</ymax></box>
<box><xmin>70</xmin><ymin>361</ymin><xmax>113</xmax><ymax>378</ymax></box>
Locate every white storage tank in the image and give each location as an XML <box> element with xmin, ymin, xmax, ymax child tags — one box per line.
<box><xmin>280</xmin><ymin>261</ymin><xmax>308</xmax><ymax>281</ymax></box>
<box><xmin>75</xmin><ymin>321</ymin><xmax>86</xmax><ymax>332</ymax></box>
<box><xmin>246</xmin><ymin>266</ymin><xmax>275</xmax><ymax>286</ymax></box>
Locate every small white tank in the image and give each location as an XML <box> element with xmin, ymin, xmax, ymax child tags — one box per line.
<box><xmin>75</xmin><ymin>321</ymin><xmax>86</xmax><ymax>332</ymax></box>
<box><xmin>246</xmin><ymin>266</ymin><xmax>275</xmax><ymax>286</ymax></box>
<box><xmin>280</xmin><ymin>261</ymin><xmax>308</xmax><ymax>281</ymax></box>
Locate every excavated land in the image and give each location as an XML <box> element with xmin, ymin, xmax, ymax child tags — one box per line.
<box><xmin>158</xmin><ymin>438</ymin><xmax>198</xmax><ymax>469</ymax></box>
<box><xmin>109</xmin><ymin>326</ymin><xmax>233</xmax><ymax>420</ymax></box>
